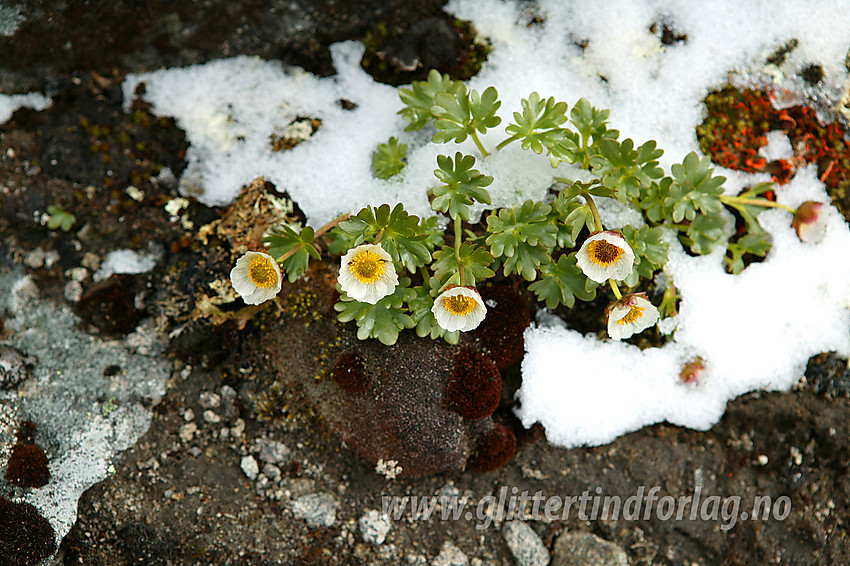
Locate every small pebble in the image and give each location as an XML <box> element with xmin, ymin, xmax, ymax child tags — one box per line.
<box><xmin>291</xmin><ymin>493</ymin><xmax>338</xmax><ymax>528</ymax></box>
<box><xmin>433</xmin><ymin>541</ymin><xmax>469</xmax><ymax>566</ymax></box>
<box><xmin>359</xmin><ymin>509</ymin><xmax>392</xmax><ymax>545</ymax></box>
<box><xmin>178</xmin><ymin>423</ymin><xmax>197</xmax><ymax>443</ymax></box>
<box><xmin>199</xmin><ymin>391</ymin><xmax>221</xmax><ymax>410</ymax></box>
<box><xmin>202</xmin><ymin>410</ymin><xmax>220</xmax><ymax>424</ymax></box>
<box><xmin>241</xmin><ymin>455</ymin><xmax>259</xmax><ymax>480</ymax></box>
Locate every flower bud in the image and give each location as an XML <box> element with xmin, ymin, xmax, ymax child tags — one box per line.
<box><xmin>792</xmin><ymin>201</ymin><xmax>826</xmax><ymax>244</ymax></box>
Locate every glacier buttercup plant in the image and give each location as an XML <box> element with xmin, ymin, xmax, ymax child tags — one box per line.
<box><xmin>234</xmin><ymin>70</ymin><xmax>824</xmax><ymax>345</ymax></box>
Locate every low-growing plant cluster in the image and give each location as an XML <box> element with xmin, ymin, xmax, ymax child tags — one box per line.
<box><xmin>231</xmin><ymin>70</ymin><xmax>828</xmax><ymax>346</ymax></box>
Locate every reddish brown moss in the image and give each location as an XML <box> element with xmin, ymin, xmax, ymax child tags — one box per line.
<box><xmin>445</xmin><ymin>347</ymin><xmax>501</xmax><ymax>420</ymax></box>
<box><xmin>332</xmin><ymin>351</ymin><xmax>369</xmax><ymax>394</ymax></box>
<box><xmin>467</xmin><ymin>424</ymin><xmax>517</xmax><ymax>472</ymax></box>
<box><xmin>474</xmin><ymin>284</ymin><xmax>531</xmax><ymax>370</ymax></box>
<box><xmin>0</xmin><ymin>496</ymin><xmax>56</xmax><ymax>566</ymax></box>
<box><xmin>697</xmin><ymin>87</ymin><xmax>850</xmax><ymax>203</ymax></box>
<box><xmin>5</xmin><ymin>443</ymin><xmax>50</xmax><ymax>488</ymax></box>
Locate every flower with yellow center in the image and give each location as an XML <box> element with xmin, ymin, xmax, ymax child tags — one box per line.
<box><xmin>606</xmin><ymin>293</ymin><xmax>659</xmax><ymax>341</ymax></box>
<box><xmin>338</xmin><ymin>243</ymin><xmax>398</xmax><ymax>304</ymax></box>
<box><xmin>230</xmin><ymin>251</ymin><xmax>282</xmax><ymax>305</ymax></box>
<box><xmin>576</xmin><ymin>230</ymin><xmax>635</xmax><ymax>283</ymax></box>
<box><xmin>432</xmin><ymin>285</ymin><xmax>486</xmax><ymax>332</ymax></box>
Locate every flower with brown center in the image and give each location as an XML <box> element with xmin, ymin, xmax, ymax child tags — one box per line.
<box><xmin>606</xmin><ymin>293</ymin><xmax>659</xmax><ymax>340</ymax></box>
<box><xmin>432</xmin><ymin>285</ymin><xmax>487</xmax><ymax>332</ymax></box>
<box><xmin>576</xmin><ymin>231</ymin><xmax>635</xmax><ymax>283</ymax></box>
<box><xmin>230</xmin><ymin>251</ymin><xmax>283</xmax><ymax>305</ymax></box>
<box><xmin>338</xmin><ymin>243</ymin><xmax>398</xmax><ymax>304</ymax></box>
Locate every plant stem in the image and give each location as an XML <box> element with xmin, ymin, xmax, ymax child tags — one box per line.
<box><xmin>720</xmin><ymin>195</ymin><xmax>795</xmax><ymax>214</ymax></box>
<box><xmin>454</xmin><ymin>218</ymin><xmax>465</xmax><ymax>285</ymax></box>
<box><xmin>583</xmin><ymin>192</ymin><xmax>605</xmax><ymax>232</ymax></box>
<box><xmin>470</xmin><ymin>131</ymin><xmax>490</xmax><ymax>158</ymax></box>
<box><xmin>495</xmin><ymin>135</ymin><xmax>519</xmax><ymax>151</ymax></box>
<box><xmin>278</xmin><ymin>212</ymin><xmax>353</xmax><ymax>263</ymax></box>
<box><xmin>608</xmin><ymin>279</ymin><xmax>622</xmax><ymax>300</ymax></box>
<box><xmin>314</xmin><ymin>212</ymin><xmax>350</xmax><ymax>239</ymax></box>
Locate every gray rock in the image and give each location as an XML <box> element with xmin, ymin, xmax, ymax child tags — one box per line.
<box><xmin>292</xmin><ymin>493</ymin><xmax>338</xmax><ymax>528</ymax></box>
<box><xmin>359</xmin><ymin>509</ymin><xmax>392</xmax><ymax>545</ymax></box>
<box><xmin>503</xmin><ymin>521</ymin><xmax>550</xmax><ymax>566</ymax></box>
<box><xmin>551</xmin><ymin>532</ymin><xmax>629</xmax><ymax>566</ymax></box>
<box><xmin>433</xmin><ymin>540</ymin><xmax>469</xmax><ymax>566</ymax></box>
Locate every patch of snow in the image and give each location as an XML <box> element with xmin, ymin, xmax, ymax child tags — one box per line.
<box><xmin>93</xmin><ymin>249</ymin><xmax>158</xmax><ymax>282</ymax></box>
<box><xmin>0</xmin><ymin>92</ymin><xmax>51</xmax><ymax>123</ymax></box>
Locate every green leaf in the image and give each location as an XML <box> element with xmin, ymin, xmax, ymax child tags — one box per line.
<box><xmin>372</xmin><ymin>136</ymin><xmax>408</xmax><ymax>179</ymax></box>
<box><xmin>398</xmin><ymin>69</ymin><xmax>464</xmax><ymax>131</ymax></box>
<box><xmin>639</xmin><ymin>178</ymin><xmax>674</xmax><ymax>223</ymax></box>
<box><xmin>504</xmin><ymin>92</ymin><xmax>570</xmax><ymax>155</ymax></box>
<box><xmin>432</xmin><ymin>242</ymin><xmax>495</xmax><ymax>286</ymax></box>
<box><xmin>264</xmin><ymin>225</ymin><xmax>321</xmax><ymax>282</ymax></box>
<box><xmin>667</xmin><ymin>152</ymin><xmax>725</xmax><ymax>222</ymax></box>
<box><xmin>485</xmin><ymin>200</ymin><xmax>557</xmax><ymax>280</ymax></box>
<box><xmin>724</xmin><ymin>231</ymin><xmax>772</xmax><ymax>274</ymax></box>
<box><xmin>589</xmin><ymin>138</ymin><xmax>664</xmax><ymax>202</ymax></box>
<box><xmin>549</xmin><ymin>98</ymin><xmax>619</xmax><ymax>167</ymax></box>
<box><xmin>334</xmin><ymin>277</ymin><xmax>416</xmax><ymax>345</ymax></box>
<box><xmin>620</xmin><ymin>225</ymin><xmax>669</xmax><ymax>286</ymax></box>
<box><xmin>431</xmin><ymin>85</ymin><xmax>502</xmax><ymax>144</ymax></box>
<box><xmin>684</xmin><ymin>212</ymin><xmax>730</xmax><ymax>255</ymax></box>
<box><xmin>46</xmin><ymin>204</ymin><xmax>76</xmax><ymax>232</ymax></box>
<box><xmin>529</xmin><ymin>254</ymin><xmax>598</xmax><ymax>309</ymax></box>
<box><xmin>334</xmin><ymin>204</ymin><xmax>434</xmax><ymax>271</ymax></box>
<box><xmin>431</xmin><ymin>152</ymin><xmax>493</xmax><ymax>221</ymax></box>
<box><xmin>407</xmin><ymin>277</ymin><xmax>460</xmax><ymax>344</ymax></box>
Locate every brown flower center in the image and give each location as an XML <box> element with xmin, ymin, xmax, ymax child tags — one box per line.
<box><xmin>587</xmin><ymin>239</ymin><xmax>624</xmax><ymax>266</ymax></box>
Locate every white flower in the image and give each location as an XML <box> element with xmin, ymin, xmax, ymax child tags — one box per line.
<box><xmin>607</xmin><ymin>293</ymin><xmax>660</xmax><ymax>340</ymax></box>
<box><xmin>792</xmin><ymin>201</ymin><xmax>827</xmax><ymax>244</ymax></box>
<box><xmin>576</xmin><ymin>231</ymin><xmax>635</xmax><ymax>283</ymax></box>
<box><xmin>338</xmin><ymin>244</ymin><xmax>398</xmax><ymax>304</ymax></box>
<box><xmin>432</xmin><ymin>285</ymin><xmax>486</xmax><ymax>332</ymax></box>
<box><xmin>230</xmin><ymin>251</ymin><xmax>282</xmax><ymax>305</ymax></box>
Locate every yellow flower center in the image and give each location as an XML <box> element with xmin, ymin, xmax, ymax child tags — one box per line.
<box><xmin>444</xmin><ymin>293</ymin><xmax>477</xmax><ymax>316</ymax></box>
<box><xmin>587</xmin><ymin>239</ymin><xmax>624</xmax><ymax>266</ymax></box>
<box><xmin>248</xmin><ymin>255</ymin><xmax>279</xmax><ymax>288</ymax></box>
<box><xmin>615</xmin><ymin>305</ymin><xmax>644</xmax><ymax>326</ymax></box>
<box><xmin>348</xmin><ymin>250</ymin><xmax>387</xmax><ymax>284</ymax></box>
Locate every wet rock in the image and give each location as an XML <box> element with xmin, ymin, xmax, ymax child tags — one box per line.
<box><xmin>291</xmin><ymin>493</ymin><xmax>338</xmax><ymax>528</ymax></box>
<box><xmin>502</xmin><ymin>521</ymin><xmax>550</xmax><ymax>566</ymax></box>
<box><xmin>359</xmin><ymin>509</ymin><xmax>392</xmax><ymax>545</ymax></box>
<box><xmin>551</xmin><ymin>532</ymin><xmax>629</xmax><ymax>566</ymax></box>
